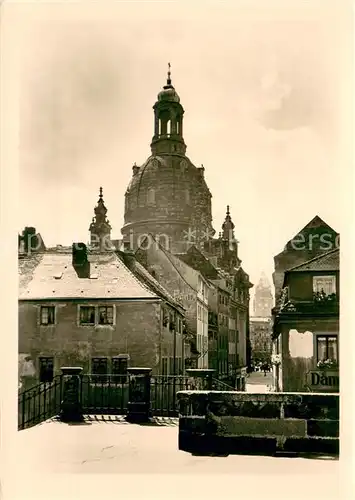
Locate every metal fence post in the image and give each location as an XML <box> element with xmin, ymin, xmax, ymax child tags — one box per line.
<box><xmin>60</xmin><ymin>367</ymin><xmax>84</xmax><ymax>423</ymax></box>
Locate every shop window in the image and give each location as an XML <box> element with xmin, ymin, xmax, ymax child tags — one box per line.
<box><xmin>313</xmin><ymin>276</ymin><xmax>336</xmax><ymax>296</ymax></box>
<box><xmin>91</xmin><ymin>357</ymin><xmax>108</xmax><ymax>383</ymax></box>
<box><xmin>80</xmin><ymin>306</ymin><xmax>95</xmax><ymax>325</ymax></box>
<box><xmin>98</xmin><ymin>306</ymin><xmax>114</xmax><ymax>325</ymax></box>
<box><xmin>40</xmin><ymin>306</ymin><xmax>55</xmax><ymax>325</ymax></box>
<box><xmin>316</xmin><ymin>335</ymin><xmax>338</xmax><ymax>363</ymax></box>
<box><xmin>39</xmin><ymin>357</ymin><xmax>54</xmax><ymax>383</ymax></box>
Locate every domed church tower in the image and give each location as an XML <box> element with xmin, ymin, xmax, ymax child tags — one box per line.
<box><xmin>121</xmin><ymin>64</ymin><xmax>215</xmax><ymax>252</ymax></box>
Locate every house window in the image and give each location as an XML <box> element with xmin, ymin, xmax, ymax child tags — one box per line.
<box><xmin>80</xmin><ymin>306</ymin><xmax>95</xmax><ymax>325</ymax></box>
<box><xmin>313</xmin><ymin>276</ymin><xmax>336</xmax><ymax>296</ymax></box>
<box><xmin>39</xmin><ymin>357</ymin><xmax>54</xmax><ymax>383</ymax></box>
<box><xmin>316</xmin><ymin>336</ymin><xmax>338</xmax><ymax>363</ymax></box>
<box><xmin>98</xmin><ymin>306</ymin><xmax>114</xmax><ymax>325</ymax></box>
<box><xmin>112</xmin><ymin>356</ymin><xmax>128</xmax><ymax>382</ymax></box>
<box><xmin>40</xmin><ymin>306</ymin><xmax>55</xmax><ymax>325</ymax></box>
<box><xmin>162</xmin><ymin>309</ymin><xmax>169</xmax><ymax>327</ymax></box>
<box><xmin>91</xmin><ymin>357</ymin><xmax>108</xmax><ymax>383</ymax></box>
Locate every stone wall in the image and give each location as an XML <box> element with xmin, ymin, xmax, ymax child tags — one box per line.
<box><xmin>177</xmin><ymin>391</ymin><xmax>339</xmax><ymax>457</ymax></box>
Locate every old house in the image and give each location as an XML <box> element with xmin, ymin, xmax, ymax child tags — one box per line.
<box><xmin>175</xmin><ymin>208</ymin><xmax>252</xmax><ymax>389</ymax></box>
<box><xmin>273</xmin><ymin>215</ymin><xmax>339</xmax><ymax>304</ymax></box>
<box><xmin>18</xmin><ymin>191</ymin><xmax>185</xmax><ymax>390</ymax></box>
<box><xmin>135</xmin><ymin>235</ymin><xmax>210</xmax><ymax>371</ymax></box>
<box><xmin>272</xmin><ymin>247</ymin><xmax>339</xmax><ymax>393</ymax></box>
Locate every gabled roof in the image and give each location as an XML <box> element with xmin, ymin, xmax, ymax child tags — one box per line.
<box><xmin>286</xmin><ymin>248</ymin><xmax>339</xmax><ymax>273</ymax></box>
<box><xmin>125</xmin><ymin>257</ymin><xmax>185</xmax><ymax>312</ymax></box>
<box><xmin>139</xmin><ymin>234</ymin><xmax>211</xmax><ymax>287</ymax></box>
<box><xmin>275</xmin><ymin>215</ymin><xmax>339</xmax><ymax>258</ymax></box>
<box><xmin>175</xmin><ymin>245</ymin><xmax>219</xmax><ymax>280</ymax></box>
<box><xmin>19</xmin><ymin>251</ymin><xmax>159</xmax><ymax>301</ymax></box>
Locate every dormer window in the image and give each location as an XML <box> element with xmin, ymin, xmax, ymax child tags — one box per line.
<box><xmin>313</xmin><ymin>276</ymin><xmax>336</xmax><ymax>296</ymax></box>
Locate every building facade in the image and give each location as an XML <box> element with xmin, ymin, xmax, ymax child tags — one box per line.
<box><xmin>18</xmin><ymin>193</ymin><xmax>186</xmax><ymax>391</ymax></box>
<box><xmin>272</xmin><ymin>216</ymin><xmax>339</xmax><ymax>393</ymax></box>
<box><xmin>120</xmin><ymin>70</ymin><xmax>253</xmax><ymax>386</ymax></box>
<box><xmin>135</xmin><ymin>235</ymin><xmax>210</xmax><ymax>370</ymax></box>
<box><xmin>250</xmin><ymin>273</ymin><xmax>273</xmax><ymax>364</ymax></box>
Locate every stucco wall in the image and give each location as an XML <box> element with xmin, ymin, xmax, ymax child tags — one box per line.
<box><xmin>19</xmin><ymin>299</ymin><xmax>166</xmax><ymax>388</ymax></box>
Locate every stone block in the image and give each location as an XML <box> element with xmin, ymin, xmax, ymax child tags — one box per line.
<box><xmin>284</xmin><ymin>395</ymin><xmax>339</xmax><ymax>420</ymax></box>
<box><xmin>307</xmin><ymin>419</ymin><xmax>339</xmax><ymax>438</ymax></box>
<box><xmin>213</xmin><ymin>416</ymin><xmax>307</xmax><ymax>437</ymax></box>
<box><xmin>284</xmin><ymin>437</ymin><xmax>339</xmax><ymax>456</ymax></box>
<box><xmin>179</xmin><ymin>416</ymin><xmax>206</xmax><ymax>433</ymax></box>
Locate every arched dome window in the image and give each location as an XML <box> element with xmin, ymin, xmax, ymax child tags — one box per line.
<box><xmin>185</xmin><ymin>189</ymin><xmax>190</xmax><ymax>204</ymax></box>
<box><xmin>147</xmin><ymin>188</ymin><xmax>156</xmax><ymax>205</ymax></box>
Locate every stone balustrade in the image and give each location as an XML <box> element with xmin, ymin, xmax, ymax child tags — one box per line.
<box><xmin>177</xmin><ymin>391</ymin><xmax>339</xmax><ymax>457</ymax></box>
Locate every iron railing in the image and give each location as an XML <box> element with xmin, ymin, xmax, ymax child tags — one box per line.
<box><xmin>211</xmin><ymin>378</ymin><xmax>237</xmax><ymax>391</ymax></box>
<box><xmin>18</xmin><ymin>375</ymin><xmax>62</xmax><ymax>430</ymax></box>
<box><xmin>81</xmin><ymin>374</ymin><xmax>129</xmax><ymax>415</ymax></box>
<box><xmin>150</xmin><ymin>375</ymin><xmax>193</xmax><ymax>417</ymax></box>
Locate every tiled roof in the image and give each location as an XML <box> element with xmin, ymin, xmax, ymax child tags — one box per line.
<box><xmin>286</xmin><ymin>249</ymin><xmax>339</xmax><ymax>272</ymax></box>
<box><xmin>132</xmin><ymin>260</ymin><xmax>184</xmax><ymax>311</ymax></box>
<box><xmin>19</xmin><ymin>252</ymin><xmax>159</xmax><ymax>300</ymax></box>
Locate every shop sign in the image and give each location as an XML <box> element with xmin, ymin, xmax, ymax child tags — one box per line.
<box><xmin>306</xmin><ymin>370</ymin><xmax>339</xmax><ymax>391</ymax></box>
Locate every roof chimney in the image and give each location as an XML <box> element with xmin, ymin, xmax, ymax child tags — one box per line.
<box><xmin>72</xmin><ymin>243</ymin><xmax>90</xmax><ymax>278</ymax></box>
<box><xmin>20</xmin><ymin>227</ymin><xmax>41</xmax><ymax>254</ymax></box>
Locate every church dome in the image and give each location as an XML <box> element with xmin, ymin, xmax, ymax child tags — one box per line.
<box><xmin>158</xmin><ymin>84</ymin><xmax>180</xmax><ymax>103</ymax></box>
<box><xmin>121</xmin><ymin>65</ymin><xmax>215</xmax><ymax>252</ymax></box>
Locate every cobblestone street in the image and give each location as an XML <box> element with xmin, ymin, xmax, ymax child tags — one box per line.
<box><xmin>246</xmin><ymin>371</ymin><xmax>273</xmax><ymax>392</ymax></box>
<box><xmin>6</xmin><ymin>417</ymin><xmax>341</xmax><ymax>500</ymax></box>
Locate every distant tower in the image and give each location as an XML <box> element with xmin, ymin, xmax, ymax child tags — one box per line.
<box><xmin>89</xmin><ymin>187</ymin><xmax>112</xmax><ymax>251</ymax></box>
<box><xmin>253</xmin><ymin>272</ymin><xmax>273</xmax><ymax>317</ymax></box>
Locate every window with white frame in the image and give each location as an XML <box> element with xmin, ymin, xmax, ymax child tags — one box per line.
<box><xmin>313</xmin><ymin>276</ymin><xmax>336</xmax><ymax>296</ymax></box>
<box><xmin>40</xmin><ymin>306</ymin><xmax>55</xmax><ymax>325</ymax></box>
<box><xmin>316</xmin><ymin>335</ymin><xmax>338</xmax><ymax>363</ymax></box>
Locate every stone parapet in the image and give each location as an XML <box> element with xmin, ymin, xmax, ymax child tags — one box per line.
<box><xmin>177</xmin><ymin>391</ymin><xmax>339</xmax><ymax>457</ymax></box>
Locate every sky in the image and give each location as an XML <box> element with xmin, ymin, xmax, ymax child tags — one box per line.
<box><xmin>10</xmin><ymin>0</ymin><xmax>353</xmax><ymax>297</ymax></box>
